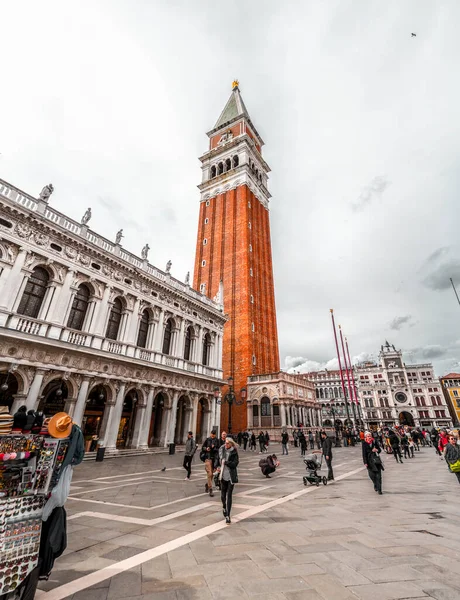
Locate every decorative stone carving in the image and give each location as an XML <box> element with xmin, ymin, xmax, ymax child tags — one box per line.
<box><xmin>6</xmin><ymin>246</ymin><xmax>15</xmax><ymax>264</ymax></box>
<box><xmin>185</xmin><ymin>272</ymin><xmax>190</xmax><ymax>285</ymax></box>
<box><xmin>102</xmin><ymin>265</ymin><xmax>113</xmax><ymax>277</ymax></box>
<box><xmin>114</xmin><ymin>271</ymin><xmax>123</xmax><ymax>282</ymax></box>
<box><xmin>165</xmin><ymin>260</ymin><xmax>172</xmax><ymax>273</ymax></box>
<box><xmin>141</xmin><ymin>244</ymin><xmax>150</xmax><ymax>260</ymax></box>
<box><xmin>65</xmin><ymin>246</ymin><xmax>78</xmax><ymax>259</ymax></box>
<box><xmin>79</xmin><ymin>254</ymin><xmax>90</xmax><ymax>266</ymax></box>
<box><xmin>39</xmin><ymin>184</ymin><xmax>54</xmax><ymax>202</ymax></box>
<box><xmin>115</xmin><ymin>229</ymin><xmax>123</xmax><ymax>244</ymax></box>
<box><xmin>57</xmin><ymin>268</ymin><xmax>64</xmax><ymax>283</ymax></box>
<box><xmin>81</xmin><ymin>208</ymin><xmax>92</xmax><ymax>225</ymax></box>
<box><xmin>16</xmin><ymin>223</ymin><xmax>32</xmax><ymax>239</ymax></box>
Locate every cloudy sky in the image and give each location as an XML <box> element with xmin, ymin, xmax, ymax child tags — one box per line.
<box><xmin>1</xmin><ymin>1</ymin><xmax>459</xmax><ymax>376</ymax></box>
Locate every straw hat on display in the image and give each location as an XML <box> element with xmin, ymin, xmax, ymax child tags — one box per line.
<box><xmin>0</xmin><ymin>406</ymin><xmax>13</xmax><ymax>435</ymax></box>
<box><xmin>48</xmin><ymin>413</ymin><xmax>73</xmax><ymax>439</ymax></box>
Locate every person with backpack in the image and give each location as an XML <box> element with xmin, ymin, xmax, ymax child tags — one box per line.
<box><xmin>201</xmin><ymin>430</ymin><xmax>219</xmax><ymax>497</ymax></box>
<box><xmin>259</xmin><ymin>454</ymin><xmax>279</xmax><ymax>478</ymax></box>
<box><xmin>183</xmin><ymin>431</ymin><xmax>197</xmax><ymax>481</ymax></box>
<box><xmin>388</xmin><ymin>429</ymin><xmax>403</xmax><ymax>464</ymax></box>
<box><xmin>400</xmin><ymin>434</ymin><xmax>411</xmax><ymax>459</ymax></box>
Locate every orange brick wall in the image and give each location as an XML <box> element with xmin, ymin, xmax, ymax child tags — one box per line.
<box><xmin>193</xmin><ymin>184</ymin><xmax>280</xmax><ymax>433</ymax></box>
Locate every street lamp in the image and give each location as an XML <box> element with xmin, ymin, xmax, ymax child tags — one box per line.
<box><xmin>224</xmin><ymin>376</ymin><xmax>236</xmax><ymax>433</ymax></box>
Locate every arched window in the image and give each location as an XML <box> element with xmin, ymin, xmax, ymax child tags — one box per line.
<box><xmin>218</xmin><ymin>162</ymin><xmax>224</xmax><ymax>175</ymax></box>
<box><xmin>233</xmin><ymin>155</ymin><xmax>239</xmax><ymax>168</ymax></box>
<box><xmin>67</xmin><ymin>284</ymin><xmax>90</xmax><ymax>331</ymax></box>
<box><xmin>162</xmin><ymin>318</ymin><xmax>173</xmax><ymax>355</ymax></box>
<box><xmin>261</xmin><ymin>396</ymin><xmax>271</xmax><ymax>417</ymax></box>
<box><xmin>136</xmin><ymin>310</ymin><xmax>149</xmax><ymax>348</ymax></box>
<box><xmin>225</xmin><ymin>158</ymin><xmax>231</xmax><ymax>172</ymax></box>
<box><xmin>17</xmin><ymin>266</ymin><xmax>49</xmax><ymax>319</ymax></box>
<box><xmin>202</xmin><ymin>332</ymin><xmax>211</xmax><ymax>366</ymax></box>
<box><xmin>105</xmin><ymin>297</ymin><xmax>123</xmax><ymax>340</ymax></box>
<box><xmin>184</xmin><ymin>325</ymin><xmax>193</xmax><ymax>361</ymax></box>
<box><xmin>210</xmin><ymin>165</ymin><xmax>216</xmax><ymax>179</ymax></box>
<box><xmin>319</xmin><ymin>388</ymin><xmax>324</xmax><ymax>399</ymax></box>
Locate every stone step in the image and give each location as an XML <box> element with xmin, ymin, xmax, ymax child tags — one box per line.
<box><xmin>82</xmin><ymin>445</ymin><xmax>186</xmax><ymax>461</ymax></box>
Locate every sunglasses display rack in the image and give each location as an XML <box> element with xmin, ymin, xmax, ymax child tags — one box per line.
<box><xmin>0</xmin><ymin>434</ymin><xmax>69</xmax><ymax>598</ymax></box>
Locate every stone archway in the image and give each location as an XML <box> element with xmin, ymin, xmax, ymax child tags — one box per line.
<box><xmin>82</xmin><ymin>384</ymin><xmax>107</xmax><ymax>442</ymax></box>
<box><xmin>151</xmin><ymin>392</ymin><xmax>169</xmax><ymax>446</ymax></box>
<box><xmin>399</xmin><ymin>411</ymin><xmax>415</xmax><ymax>427</ymax></box>
<box><xmin>0</xmin><ymin>371</ymin><xmax>19</xmax><ymax>411</ymax></box>
<box><xmin>38</xmin><ymin>379</ymin><xmax>68</xmax><ymax>416</ymax></box>
<box><xmin>117</xmin><ymin>389</ymin><xmax>139</xmax><ymax>448</ymax></box>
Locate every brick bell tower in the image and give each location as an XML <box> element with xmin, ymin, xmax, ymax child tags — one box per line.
<box><xmin>193</xmin><ymin>81</ymin><xmax>280</xmax><ymax>433</ymax></box>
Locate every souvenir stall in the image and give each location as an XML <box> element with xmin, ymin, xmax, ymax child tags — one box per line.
<box><xmin>0</xmin><ymin>408</ymin><xmax>84</xmax><ymax>599</ymax></box>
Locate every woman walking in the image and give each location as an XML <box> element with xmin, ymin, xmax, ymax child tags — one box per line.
<box><xmin>362</xmin><ymin>431</ymin><xmax>384</xmax><ymax>495</ymax></box>
<box><xmin>444</xmin><ymin>433</ymin><xmax>460</xmax><ymax>485</ymax></box>
<box><xmin>258</xmin><ymin>431</ymin><xmax>266</xmax><ymax>453</ymax></box>
<box><xmin>218</xmin><ymin>437</ymin><xmax>239</xmax><ymax>524</ymax></box>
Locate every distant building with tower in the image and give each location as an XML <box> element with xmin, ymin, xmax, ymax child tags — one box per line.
<box><xmin>439</xmin><ymin>373</ymin><xmax>460</xmax><ymax>426</ymax></box>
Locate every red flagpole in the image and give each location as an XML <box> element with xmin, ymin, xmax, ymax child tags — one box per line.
<box><xmin>330</xmin><ymin>309</ymin><xmax>351</xmax><ymax>424</ymax></box>
<box><xmin>339</xmin><ymin>325</ymin><xmax>356</xmax><ymax>425</ymax></box>
<box><xmin>345</xmin><ymin>336</ymin><xmax>362</xmax><ymax>423</ymax></box>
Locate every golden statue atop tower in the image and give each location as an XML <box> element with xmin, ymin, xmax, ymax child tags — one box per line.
<box><xmin>232</xmin><ymin>79</ymin><xmax>239</xmax><ymax>89</ymax></box>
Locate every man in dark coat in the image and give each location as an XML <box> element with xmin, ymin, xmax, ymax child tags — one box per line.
<box><xmin>388</xmin><ymin>429</ymin><xmax>403</xmax><ymax>463</ymax></box>
<box><xmin>320</xmin><ymin>431</ymin><xmax>334</xmax><ymax>480</ymax></box>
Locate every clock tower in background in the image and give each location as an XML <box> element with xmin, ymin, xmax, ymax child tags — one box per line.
<box><xmin>193</xmin><ymin>81</ymin><xmax>280</xmax><ymax>433</ymax></box>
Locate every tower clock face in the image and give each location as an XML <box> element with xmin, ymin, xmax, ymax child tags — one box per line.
<box><xmin>395</xmin><ymin>392</ymin><xmax>407</xmax><ymax>404</ymax></box>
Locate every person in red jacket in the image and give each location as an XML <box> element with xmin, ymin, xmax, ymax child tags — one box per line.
<box><xmin>438</xmin><ymin>430</ymin><xmax>449</xmax><ymax>458</ymax></box>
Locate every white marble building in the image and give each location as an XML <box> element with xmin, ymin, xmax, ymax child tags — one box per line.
<box><xmin>0</xmin><ymin>178</ymin><xmax>226</xmax><ymax>449</ymax></box>
<box><xmin>356</xmin><ymin>342</ymin><xmax>451</xmax><ymax>429</ymax></box>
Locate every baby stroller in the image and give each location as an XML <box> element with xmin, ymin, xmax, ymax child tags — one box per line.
<box><xmin>303</xmin><ymin>453</ymin><xmax>328</xmax><ymax>487</ymax></box>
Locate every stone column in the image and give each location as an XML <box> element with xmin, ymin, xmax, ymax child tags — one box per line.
<box><xmin>194</xmin><ymin>326</ymin><xmax>203</xmax><ymax>363</ymax></box>
<box><xmin>72</xmin><ymin>377</ymin><xmax>92</xmax><ymax>426</ymax></box>
<box><xmin>131</xmin><ymin>401</ymin><xmax>146</xmax><ymax>449</ymax></box>
<box><xmin>10</xmin><ymin>393</ymin><xmax>28</xmax><ymax>415</ymax></box>
<box><xmin>190</xmin><ymin>395</ymin><xmax>199</xmax><ymax>436</ymax></box>
<box><xmin>176</xmin><ymin>318</ymin><xmax>186</xmax><ymax>358</ymax></box>
<box><xmin>166</xmin><ymin>390</ymin><xmax>180</xmax><ymax>445</ymax></box>
<box><xmin>215</xmin><ymin>397</ymin><xmax>221</xmax><ymax>437</ymax></box>
<box><xmin>280</xmin><ymin>403</ymin><xmax>286</xmax><ymax>427</ymax></box>
<box><xmin>104</xmin><ymin>383</ymin><xmax>126</xmax><ymax>449</ymax></box>
<box><xmin>0</xmin><ymin>248</ymin><xmax>28</xmax><ymax>311</ymax></box>
<box><xmin>138</xmin><ymin>387</ymin><xmax>156</xmax><ymax>448</ymax></box>
<box><xmin>25</xmin><ymin>369</ymin><xmax>47</xmax><ymax>411</ymax></box>
<box><xmin>91</xmin><ymin>285</ymin><xmax>112</xmax><ymax>336</ymax></box>
<box><xmin>50</xmin><ymin>269</ymin><xmax>75</xmax><ymax>325</ymax></box>
<box><xmin>127</xmin><ymin>298</ymin><xmax>141</xmax><ymax>344</ymax></box>
<box><xmin>153</xmin><ymin>309</ymin><xmax>165</xmax><ymax>352</ymax></box>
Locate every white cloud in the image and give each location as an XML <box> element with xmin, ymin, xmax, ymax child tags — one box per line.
<box><xmin>1</xmin><ymin>1</ymin><xmax>460</xmax><ymax>378</ymax></box>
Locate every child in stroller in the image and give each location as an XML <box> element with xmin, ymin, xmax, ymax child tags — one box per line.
<box><xmin>303</xmin><ymin>453</ymin><xmax>328</xmax><ymax>486</ymax></box>
<box><xmin>259</xmin><ymin>454</ymin><xmax>279</xmax><ymax>478</ymax></box>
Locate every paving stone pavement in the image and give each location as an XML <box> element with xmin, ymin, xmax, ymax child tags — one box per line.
<box><xmin>34</xmin><ymin>442</ymin><xmax>460</xmax><ymax>600</ymax></box>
